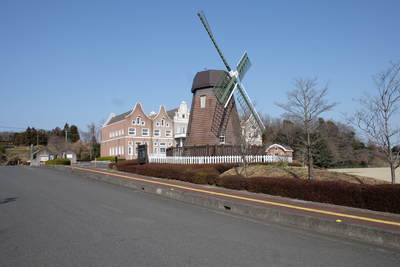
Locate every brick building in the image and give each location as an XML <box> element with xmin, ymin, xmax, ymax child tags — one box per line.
<box><xmin>100</xmin><ymin>102</ymin><xmax>189</xmax><ymax>159</ymax></box>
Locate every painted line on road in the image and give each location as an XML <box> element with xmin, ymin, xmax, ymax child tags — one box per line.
<box><xmin>70</xmin><ymin>166</ymin><xmax>400</xmax><ymax>228</ymax></box>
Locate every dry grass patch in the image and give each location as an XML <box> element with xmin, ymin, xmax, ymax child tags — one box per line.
<box><xmin>220</xmin><ymin>165</ymin><xmax>387</xmax><ymax>185</ymax></box>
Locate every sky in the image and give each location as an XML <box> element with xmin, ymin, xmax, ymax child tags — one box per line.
<box><xmin>0</xmin><ymin>0</ymin><xmax>399</xmax><ymax>132</ymax></box>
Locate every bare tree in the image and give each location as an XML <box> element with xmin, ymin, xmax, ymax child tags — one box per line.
<box><xmin>276</xmin><ymin>78</ymin><xmax>337</xmax><ymax>179</ymax></box>
<box><xmin>352</xmin><ymin>62</ymin><xmax>400</xmax><ymax>184</ymax></box>
<box><xmin>80</xmin><ymin>123</ymin><xmax>99</xmax><ymax>160</ymax></box>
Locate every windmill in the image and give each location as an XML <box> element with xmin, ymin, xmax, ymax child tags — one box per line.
<box><xmin>197</xmin><ymin>11</ymin><xmax>265</xmax><ymax>137</ymax></box>
<box><xmin>184</xmin><ymin>12</ymin><xmax>265</xmax><ymax>147</ymax></box>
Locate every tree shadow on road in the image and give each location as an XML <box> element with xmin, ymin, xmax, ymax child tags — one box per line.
<box><xmin>0</xmin><ymin>197</ymin><xmax>18</xmax><ymax>205</ymax></box>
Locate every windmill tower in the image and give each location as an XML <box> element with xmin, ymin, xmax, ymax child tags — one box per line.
<box><xmin>185</xmin><ymin>12</ymin><xmax>265</xmax><ymax>147</ymax></box>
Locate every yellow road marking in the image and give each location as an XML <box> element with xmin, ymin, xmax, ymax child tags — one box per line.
<box><xmin>70</xmin><ymin>166</ymin><xmax>400</xmax><ymax>227</ymax></box>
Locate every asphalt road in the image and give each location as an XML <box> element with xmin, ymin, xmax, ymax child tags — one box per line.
<box><xmin>1</xmin><ymin>167</ymin><xmax>399</xmax><ymax>267</ymax></box>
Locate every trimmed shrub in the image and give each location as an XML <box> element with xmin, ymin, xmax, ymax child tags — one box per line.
<box><xmin>96</xmin><ymin>156</ymin><xmax>125</xmax><ymax>162</ymax></box>
<box><xmin>113</xmin><ymin>161</ymin><xmax>400</xmax><ymax>214</ymax></box>
<box><xmin>216</xmin><ymin>176</ymin><xmax>400</xmax><ymax>214</ymax></box>
<box><xmin>46</xmin><ymin>158</ymin><xmax>71</xmax><ymax>165</ymax></box>
<box><xmin>115</xmin><ymin>163</ymin><xmax>219</xmax><ymax>185</ymax></box>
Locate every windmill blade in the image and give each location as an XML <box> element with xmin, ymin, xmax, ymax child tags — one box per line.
<box><xmin>235</xmin><ymin>83</ymin><xmax>265</xmax><ymax>132</ymax></box>
<box><xmin>236</xmin><ymin>52</ymin><xmax>251</xmax><ymax>81</ymax></box>
<box><xmin>197</xmin><ymin>11</ymin><xmax>232</xmax><ymax>72</ymax></box>
<box><xmin>213</xmin><ymin>72</ymin><xmax>237</xmax><ymax>105</ymax></box>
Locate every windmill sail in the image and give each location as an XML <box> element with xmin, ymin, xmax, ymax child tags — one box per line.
<box><xmin>235</xmin><ymin>83</ymin><xmax>266</xmax><ymax>133</ymax></box>
<box><xmin>236</xmin><ymin>52</ymin><xmax>251</xmax><ymax>81</ymax></box>
<box><xmin>197</xmin><ymin>11</ymin><xmax>265</xmax><ymax>137</ymax></box>
<box><xmin>197</xmin><ymin>11</ymin><xmax>232</xmax><ymax>72</ymax></box>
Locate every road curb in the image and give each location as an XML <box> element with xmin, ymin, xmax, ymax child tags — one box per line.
<box><xmin>44</xmin><ymin>165</ymin><xmax>400</xmax><ymax>250</ymax></box>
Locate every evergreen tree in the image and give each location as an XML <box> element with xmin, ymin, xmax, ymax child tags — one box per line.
<box><xmin>69</xmin><ymin>125</ymin><xmax>80</xmax><ymax>142</ymax></box>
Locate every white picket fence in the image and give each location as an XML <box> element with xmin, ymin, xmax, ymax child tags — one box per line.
<box><xmin>148</xmin><ymin>154</ymin><xmax>292</xmax><ymax>164</ymax></box>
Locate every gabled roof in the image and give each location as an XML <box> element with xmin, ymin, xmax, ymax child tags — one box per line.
<box><xmin>153</xmin><ymin>105</ymin><xmax>173</xmax><ymax>121</ymax></box>
<box><xmin>106</xmin><ymin>111</ymin><xmax>130</xmax><ymax>125</ymax></box>
<box><xmin>266</xmin><ymin>143</ymin><xmax>294</xmax><ymax>152</ymax></box>
<box><xmin>167</xmin><ymin>108</ymin><xmax>178</xmax><ymax>119</ymax></box>
<box><xmin>104</xmin><ymin>103</ymin><xmax>150</xmax><ymax>126</ymax></box>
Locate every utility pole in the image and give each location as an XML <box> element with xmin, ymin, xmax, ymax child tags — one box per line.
<box><xmin>65</xmin><ymin>129</ymin><xmax>68</xmax><ymax>143</ymax></box>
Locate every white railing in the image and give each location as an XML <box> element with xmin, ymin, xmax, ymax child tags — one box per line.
<box><xmin>147</xmin><ymin>155</ymin><xmax>292</xmax><ymax>164</ymax></box>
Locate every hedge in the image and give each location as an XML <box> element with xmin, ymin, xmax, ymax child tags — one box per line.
<box><xmin>96</xmin><ymin>156</ymin><xmax>125</xmax><ymax>162</ymax></box>
<box><xmin>113</xmin><ymin>162</ymin><xmax>400</xmax><ymax>214</ymax></box>
<box><xmin>217</xmin><ymin>176</ymin><xmax>400</xmax><ymax>214</ymax></box>
<box><xmin>45</xmin><ymin>158</ymin><xmax>71</xmax><ymax>165</ymax></box>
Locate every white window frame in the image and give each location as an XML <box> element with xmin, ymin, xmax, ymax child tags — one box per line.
<box><xmin>165</xmin><ymin>130</ymin><xmax>172</xmax><ymax>137</ymax></box>
<box><xmin>160</xmin><ymin>142</ymin><xmax>166</xmax><ymax>147</ymax></box>
<box><xmin>154</xmin><ymin>129</ymin><xmax>160</xmax><ymax>136</ymax></box>
<box><xmin>153</xmin><ymin>142</ymin><xmax>158</xmax><ymax>146</ymax></box>
<box><xmin>219</xmin><ymin>134</ymin><xmax>225</xmax><ymax>144</ymax></box>
<box><xmin>160</xmin><ymin>147</ymin><xmax>166</xmax><ymax>153</ymax></box>
<box><xmin>128</xmin><ymin>127</ymin><xmax>136</xmax><ymax>136</ymax></box>
<box><xmin>142</xmin><ymin>128</ymin><xmax>149</xmax><ymax>136</ymax></box>
<box><xmin>200</xmin><ymin>95</ymin><xmax>206</xmax><ymax>108</ymax></box>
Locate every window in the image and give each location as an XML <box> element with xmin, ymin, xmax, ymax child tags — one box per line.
<box><xmin>160</xmin><ymin>142</ymin><xmax>166</xmax><ymax>147</ymax></box>
<box><xmin>121</xmin><ymin>129</ymin><xmax>124</xmax><ymax>135</ymax></box>
<box><xmin>156</xmin><ymin>122</ymin><xmax>160</xmax><ymax>127</ymax></box>
<box><xmin>161</xmin><ymin>119</ymin><xmax>165</xmax><ymax>126</ymax></box>
<box><xmin>142</xmin><ymin>128</ymin><xmax>149</xmax><ymax>136</ymax></box>
<box><xmin>153</xmin><ymin>142</ymin><xmax>158</xmax><ymax>146</ymax></box>
<box><xmin>166</xmin><ymin>123</ymin><xmax>169</xmax><ymax>127</ymax></box>
<box><xmin>219</xmin><ymin>133</ymin><xmax>225</xmax><ymax>144</ymax></box>
<box><xmin>128</xmin><ymin>146</ymin><xmax>133</xmax><ymax>155</ymax></box>
<box><xmin>160</xmin><ymin>147</ymin><xmax>166</xmax><ymax>153</ymax></box>
<box><xmin>154</xmin><ymin>129</ymin><xmax>160</xmax><ymax>136</ymax></box>
<box><xmin>154</xmin><ymin>147</ymin><xmax>158</xmax><ymax>153</ymax></box>
<box><xmin>182</xmin><ymin>114</ymin><xmax>185</xmax><ymax>119</ymax></box>
<box><xmin>133</xmin><ymin>116</ymin><xmax>145</xmax><ymax>126</ymax></box>
<box><xmin>128</xmin><ymin>128</ymin><xmax>136</xmax><ymax>136</ymax></box>
<box><xmin>180</xmin><ymin>127</ymin><xmax>185</xmax><ymax>134</ymax></box>
<box><xmin>168</xmin><ymin>142</ymin><xmax>172</xmax><ymax>147</ymax></box>
<box><xmin>200</xmin><ymin>95</ymin><xmax>206</xmax><ymax>108</ymax></box>
<box><xmin>165</xmin><ymin>130</ymin><xmax>172</xmax><ymax>137</ymax></box>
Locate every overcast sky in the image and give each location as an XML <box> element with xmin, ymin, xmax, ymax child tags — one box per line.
<box><xmin>1</xmin><ymin>0</ymin><xmax>399</xmax><ymax>131</ymax></box>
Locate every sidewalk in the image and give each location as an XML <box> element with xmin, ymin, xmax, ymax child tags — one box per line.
<box><xmin>66</xmin><ymin>166</ymin><xmax>400</xmax><ymax>249</ymax></box>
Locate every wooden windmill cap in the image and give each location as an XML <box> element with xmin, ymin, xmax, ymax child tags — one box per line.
<box><xmin>191</xmin><ymin>70</ymin><xmax>227</xmax><ymax>93</ymax></box>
